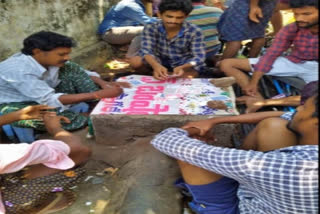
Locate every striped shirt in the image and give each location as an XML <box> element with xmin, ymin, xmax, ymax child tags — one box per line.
<box><xmin>0</xmin><ymin>53</ymin><xmax>99</xmax><ymax>110</ymax></box>
<box><xmin>139</xmin><ymin>20</ymin><xmax>206</xmax><ymax>72</ymax></box>
<box><xmin>151</xmin><ymin>128</ymin><xmax>318</xmax><ymax>214</ymax></box>
<box><xmin>186</xmin><ymin>4</ymin><xmax>223</xmax><ymax>55</ymax></box>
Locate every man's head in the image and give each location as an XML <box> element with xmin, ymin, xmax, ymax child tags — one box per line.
<box><xmin>158</xmin><ymin>0</ymin><xmax>193</xmax><ymax>30</ymax></box>
<box><xmin>21</xmin><ymin>31</ymin><xmax>76</xmax><ymax>68</ymax></box>
<box><xmin>290</xmin><ymin>0</ymin><xmax>318</xmax><ymax>29</ymax></box>
<box><xmin>300</xmin><ymin>81</ymin><xmax>318</xmax><ymax>105</ymax></box>
<box><xmin>287</xmin><ymin>94</ymin><xmax>318</xmax><ymax>144</ymax></box>
<box><xmin>158</xmin><ymin>0</ymin><xmax>193</xmax><ymax>15</ymax></box>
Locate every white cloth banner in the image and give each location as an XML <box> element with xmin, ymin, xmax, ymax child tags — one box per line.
<box><xmin>91</xmin><ymin>75</ymin><xmax>239</xmax><ymax>116</ymax></box>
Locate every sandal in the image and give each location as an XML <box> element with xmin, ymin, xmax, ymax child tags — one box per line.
<box><xmin>0</xmin><ymin>166</ymin><xmax>85</xmax><ymax>214</ymax></box>
<box><xmin>36</xmin><ymin>190</ymin><xmax>76</xmax><ymax>214</ymax></box>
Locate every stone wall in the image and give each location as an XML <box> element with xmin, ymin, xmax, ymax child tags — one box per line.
<box><xmin>0</xmin><ymin>0</ymin><xmax>119</xmax><ymax>63</ymax></box>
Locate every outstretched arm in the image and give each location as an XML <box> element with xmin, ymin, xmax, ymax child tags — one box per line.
<box><xmin>182</xmin><ymin>111</ymin><xmax>285</xmax><ymax>136</ymax></box>
<box><xmin>58</xmin><ymin>86</ymin><xmax>123</xmax><ymax>105</ymax></box>
<box><xmin>151</xmin><ymin>127</ymin><xmax>299</xmax><ymax>182</ymax></box>
<box><xmin>43</xmin><ymin>113</ymin><xmax>91</xmax><ymax>165</ymax></box>
<box><xmin>245</xmin><ymin>24</ymin><xmax>296</xmax><ymax>96</ymax></box>
<box><xmin>247</xmin><ymin>96</ymin><xmax>300</xmax><ymax>110</ymax></box>
<box><xmin>140</xmin><ymin>23</ymin><xmax>168</xmax><ymax>80</ymax></box>
<box><xmin>0</xmin><ymin>105</ymin><xmax>55</xmax><ymax>126</ymax></box>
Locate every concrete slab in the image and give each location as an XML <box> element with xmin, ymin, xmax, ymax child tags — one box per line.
<box><xmin>87</xmin><ymin>75</ymin><xmax>241</xmax><ymax>213</ymax></box>
<box><xmin>91</xmin><ymin>114</ymin><xmax>237</xmax><ymax>146</ymax></box>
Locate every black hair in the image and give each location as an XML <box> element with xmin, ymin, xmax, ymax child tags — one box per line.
<box><xmin>158</xmin><ymin>0</ymin><xmax>193</xmax><ymax>15</ymax></box>
<box><xmin>312</xmin><ymin>93</ymin><xmax>318</xmax><ymax>118</ymax></box>
<box><xmin>191</xmin><ymin>0</ymin><xmax>203</xmax><ymax>3</ymax></box>
<box><xmin>21</xmin><ymin>31</ymin><xmax>76</xmax><ymax>55</ymax></box>
<box><xmin>290</xmin><ymin>0</ymin><xmax>318</xmax><ymax>9</ymax></box>
<box><xmin>301</xmin><ymin>81</ymin><xmax>319</xmax><ymax>105</ymax></box>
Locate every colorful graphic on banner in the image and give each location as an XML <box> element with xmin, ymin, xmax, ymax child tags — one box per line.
<box><xmin>91</xmin><ymin>75</ymin><xmax>239</xmax><ymax>115</ymax></box>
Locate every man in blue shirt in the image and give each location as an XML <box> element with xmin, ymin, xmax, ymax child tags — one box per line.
<box><xmin>98</xmin><ymin>0</ymin><xmax>157</xmax><ymax>45</ymax></box>
<box><xmin>151</xmin><ymin>94</ymin><xmax>319</xmax><ymax>213</ymax></box>
<box><xmin>128</xmin><ymin>0</ymin><xmax>206</xmax><ymax>80</ymax></box>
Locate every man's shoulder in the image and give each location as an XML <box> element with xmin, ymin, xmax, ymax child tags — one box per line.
<box><xmin>0</xmin><ymin>53</ymin><xmax>46</xmax><ymax>76</ymax></box>
<box><xmin>281</xmin><ymin>22</ymin><xmax>299</xmax><ymax>33</ymax></box>
<box><xmin>60</xmin><ymin>61</ymin><xmax>83</xmax><ymax>71</ymax></box>
<box><xmin>0</xmin><ymin>53</ymin><xmax>30</xmax><ymax>70</ymax></box>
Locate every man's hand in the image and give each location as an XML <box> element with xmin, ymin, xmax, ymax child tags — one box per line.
<box><xmin>94</xmin><ymin>87</ymin><xmax>123</xmax><ymax>99</ymax></box>
<box><xmin>43</xmin><ymin>113</ymin><xmax>70</xmax><ymax>136</ymax></box>
<box><xmin>184</xmin><ymin>127</ymin><xmax>200</xmax><ymax>136</ymax></box>
<box><xmin>243</xmin><ymin>82</ymin><xmax>258</xmax><ymax>97</ymax></box>
<box><xmin>153</xmin><ymin>65</ymin><xmax>168</xmax><ymax>80</ymax></box>
<box><xmin>103</xmin><ymin>81</ymin><xmax>132</xmax><ymax>89</ymax></box>
<box><xmin>173</xmin><ymin>66</ymin><xmax>185</xmax><ymax>78</ymax></box>
<box><xmin>249</xmin><ymin>6</ymin><xmax>263</xmax><ymax>23</ymax></box>
<box><xmin>183</xmin><ymin>127</ymin><xmax>217</xmax><ymax>143</ymax></box>
<box><xmin>17</xmin><ymin>105</ymin><xmax>56</xmax><ymax>120</ymax></box>
<box><xmin>111</xmin><ymin>82</ymin><xmax>132</xmax><ymax>88</ymax></box>
<box><xmin>211</xmin><ymin>0</ymin><xmax>226</xmax><ymax>10</ymax></box>
<box><xmin>182</xmin><ymin>120</ymin><xmax>216</xmax><ymax>136</ymax></box>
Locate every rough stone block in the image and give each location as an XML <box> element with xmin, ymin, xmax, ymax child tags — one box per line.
<box><xmin>91</xmin><ymin>114</ymin><xmax>239</xmax><ymax>148</ymax></box>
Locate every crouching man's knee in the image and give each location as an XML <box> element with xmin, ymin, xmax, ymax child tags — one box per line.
<box><xmin>219</xmin><ymin>59</ymin><xmax>233</xmax><ymax>75</ymax></box>
<box><xmin>71</xmin><ymin>143</ymin><xmax>92</xmax><ymax>165</ymax></box>
<box><xmin>255</xmin><ymin>118</ymin><xmax>298</xmax><ymax>151</ymax></box>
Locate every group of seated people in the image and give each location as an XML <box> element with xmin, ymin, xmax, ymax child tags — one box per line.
<box><xmin>99</xmin><ymin>0</ymin><xmax>318</xmax><ymax>111</ymax></box>
<box><xmin>0</xmin><ymin>0</ymin><xmax>318</xmax><ymax>213</ymax></box>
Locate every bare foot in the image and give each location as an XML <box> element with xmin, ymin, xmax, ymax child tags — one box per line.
<box><xmin>207</xmin><ymin>100</ymin><xmax>228</xmax><ymax>110</ymax></box>
<box><xmin>244</xmin><ymin>96</ymin><xmax>265</xmax><ymax>113</ymax></box>
<box><xmin>210</xmin><ymin>77</ymin><xmax>236</xmax><ymax>87</ymax></box>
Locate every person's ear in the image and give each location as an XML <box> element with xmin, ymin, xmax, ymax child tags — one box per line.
<box><xmin>157</xmin><ymin>11</ymin><xmax>161</xmax><ymax>18</ymax></box>
<box><xmin>32</xmin><ymin>48</ymin><xmax>42</xmax><ymax>56</ymax></box>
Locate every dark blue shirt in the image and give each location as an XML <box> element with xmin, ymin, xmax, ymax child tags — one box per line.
<box><xmin>139</xmin><ymin>21</ymin><xmax>206</xmax><ymax>72</ymax></box>
<box><xmin>98</xmin><ymin>0</ymin><xmax>157</xmax><ymax>34</ymax></box>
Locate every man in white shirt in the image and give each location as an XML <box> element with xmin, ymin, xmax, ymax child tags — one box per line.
<box><xmin>0</xmin><ymin>31</ymin><xmax>124</xmax><ymax>131</ymax></box>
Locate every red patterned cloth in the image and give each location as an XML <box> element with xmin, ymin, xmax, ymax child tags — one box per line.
<box><xmin>254</xmin><ymin>23</ymin><xmax>319</xmax><ymax>73</ymax></box>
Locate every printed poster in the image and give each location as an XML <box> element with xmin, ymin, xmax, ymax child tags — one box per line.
<box><xmin>91</xmin><ymin>75</ymin><xmax>239</xmax><ymax>116</ymax></box>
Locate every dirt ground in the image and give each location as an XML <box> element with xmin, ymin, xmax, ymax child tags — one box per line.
<box><xmin>42</xmin><ymin>128</ymin><xmax>184</xmax><ymax>214</ymax></box>
<box><xmin>53</xmin><ymin>129</ymin><xmax>115</xmax><ymax>214</ymax></box>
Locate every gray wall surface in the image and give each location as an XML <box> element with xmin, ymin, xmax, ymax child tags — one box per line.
<box><xmin>0</xmin><ymin>0</ymin><xmax>119</xmax><ymax>61</ymax></box>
